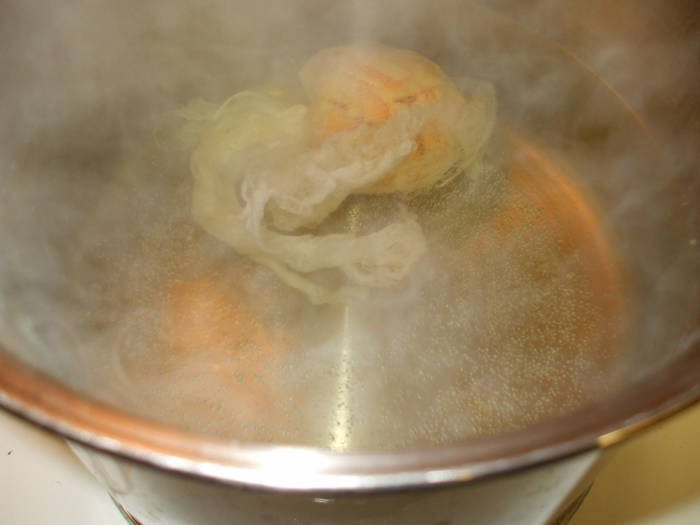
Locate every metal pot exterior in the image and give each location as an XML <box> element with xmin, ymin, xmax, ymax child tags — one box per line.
<box><xmin>70</xmin><ymin>441</ymin><xmax>602</xmax><ymax>525</ymax></box>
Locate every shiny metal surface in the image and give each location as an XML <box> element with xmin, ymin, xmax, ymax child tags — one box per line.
<box><xmin>0</xmin><ymin>0</ymin><xmax>698</xmax><ymax>503</ymax></box>
<box><xmin>67</xmin><ymin>439</ymin><xmax>602</xmax><ymax>525</ymax></box>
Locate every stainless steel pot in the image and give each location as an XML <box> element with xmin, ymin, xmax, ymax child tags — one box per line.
<box><xmin>0</xmin><ymin>1</ymin><xmax>698</xmax><ymax>523</ymax></box>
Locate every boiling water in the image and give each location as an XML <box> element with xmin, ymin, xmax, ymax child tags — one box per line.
<box><xmin>0</xmin><ymin>1</ymin><xmax>655</xmax><ymax>452</ymax></box>
<box><xmin>55</xmin><ymin>126</ymin><xmax>625</xmax><ymax>451</ymax></box>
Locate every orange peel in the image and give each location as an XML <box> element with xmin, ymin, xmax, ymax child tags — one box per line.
<box><xmin>300</xmin><ymin>45</ymin><xmax>486</xmax><ymax>193</ymax></box>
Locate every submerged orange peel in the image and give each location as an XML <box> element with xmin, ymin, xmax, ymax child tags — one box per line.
<box><xmin>162</xmin><ymin>278</ymin><xmax>278</xmax><ymax>355</ymax></box>
<box><xmin>157</xmin><ymin>277</ymin><xmax>288</xmax><ymax>422</ymax></box>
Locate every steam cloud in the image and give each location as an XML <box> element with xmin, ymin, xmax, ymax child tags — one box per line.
<box><xmin>0</xmin><ymin>0</ymin><xmax>697</xmax><ymax>449</ymax></box>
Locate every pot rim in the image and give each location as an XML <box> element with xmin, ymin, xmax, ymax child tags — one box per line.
<box><xmin>1</xmin><ymin>341</ymin><xmax>699</xmax><ymax>493</ymax></box>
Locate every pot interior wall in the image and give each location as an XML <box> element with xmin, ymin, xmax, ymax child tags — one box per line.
<box><xmin>0</xmin><ymin>0</ymin><xmax>697</xmax><ymax>451</ymax></box>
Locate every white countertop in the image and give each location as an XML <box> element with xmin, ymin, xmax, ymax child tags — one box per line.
<box><xmin>571</xmin><ymin>403</ymin><xmax>700</xmax><ymax>525</ymax></box>
<box><xmin>1</xmin><ymin>404</ymin><xmax>700</xmax><ymax>525</ymax></box>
